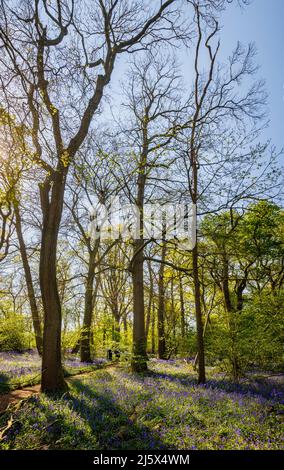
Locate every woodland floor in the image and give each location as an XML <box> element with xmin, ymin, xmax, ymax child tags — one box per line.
<box><xmin>0</xmin><ymin>357</ymin><xmax>283</xmax><ymax>450</ymax></box>
<box><xmin>0</xmin><ymin>351</ymin><xmax>106</xmax><ymax>393</ymax></box>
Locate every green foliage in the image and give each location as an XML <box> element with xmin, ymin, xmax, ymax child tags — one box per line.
<box><xmin>205</xmin><ymin>291</ymin><xmax>284</xmax><ymax>373</ymax></box>
<box><xmin>200</xmin><ymin>201</ymin><xmax>284</xmax><ymax>376</ymax></box>
<box><xmin>0</xmin><ymin>313</ymin><xmax>31</xmax><ymax>352</ymax></box>
<box><xmin>61</xmin><ymin>329</ymin><xmax>81</xmax><ymax>353</ymax></box>
<box><xmin>239</xmin><ymin>292</ymin><xmax>284</xmax><ymax>371</ymax></box>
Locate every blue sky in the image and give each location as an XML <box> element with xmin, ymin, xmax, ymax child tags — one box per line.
<box><xmin>108</xmin><ymin>0</ymin><xmax>284</xmax><ymax>160</ymax></box>
<box><xmin>220</xmin><ymin>0</ymin><xmax>284</xmax><ymax>153</ymax></box>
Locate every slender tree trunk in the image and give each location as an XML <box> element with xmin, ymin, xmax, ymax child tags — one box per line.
<box><xmin>71</xmin><ymin>340</ymin><xmax>80</xmax><ymax>354</ymax></box>
<box><xmin>114</xmin><ymin>320</ymin><xmax>120</xmax><ymax>344</ymax></box>
<box><xmin>145</xmin><ymin>305</ymin><xmax>151</xmax><ymax>344</ymax></box>
<box><xmin>151</xmin><ymin>306</ymin><xmax>156</xmax><ymax>354</ymax></box>
<box><xmin>131</xmin><ymin>239</ymin><xmax>147</xmax><ymax>372</ymax></box>
<box><xmin>131</xmin><ymin>147</ymin><xmax>147</xmax><ymax>371</ymax></box>
<box><xmin>189</xmin><ymin>140</ymin><xmax>206</xmax><ymax>383</ymax></box>
<box><xmin>112</xmin><ymin>304</ymin><xmax>121</xmax><ymax>345</ymax></box>
<box><xmin>179</xmin><ymin>275</ymin><xmax>186</xmax><ymax>342</ymax></box>
<box><xmin>157</xmin><ymin>240</ymin><xmax>167</xmax><ymax>359</ymax></box>
<box><xmin>222</xmin><ymin>258</ymin><xmax>233</xmax><ymax>312</ymax></box>
<box><xmin>81</xmin><ymin>250</ymin><xmax>96</xmax><ymax>362</ymax></box>
<box><xmin>171</xmin><ymin>276</ymin><xmax>176</xmax><ymax>346</ymax></box>
<box><xmin>40</xmin><ymin>173</ymin><xmax>67</xmax><ymax>393</ymax></box>
<box><xmin>145</xmin><ymin>261</ymin><xmax>153</xmax><ymax>343</ymax></box>
<box><xmin>123</xmin><ymin>316</ymin><xmax>127</xmax><ymax>333</ymax></box>
<box><xmin>14</xmin><ymin>205</ymin><xmax>43</xmax><ymax>355</ymax></box>
<box><xmin>193</xmin><ymin>308</ymin><xmax>212</xmax><ymax>369</ymax></box>
<box><xmin>192</xmin><ymin>243</ymin><xmax>206</xmax><ymax>384</ymax></box>
<box><xmin>222</xmin><ymin>256</ymin><xmax>239</xmax><ymax>381</ymax></box>
<box><xmin>236</xmin><ymin>280</ymin><xmax>246</xmax><ymax>312</ymax></box>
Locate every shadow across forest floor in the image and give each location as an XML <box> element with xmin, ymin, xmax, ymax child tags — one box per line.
<box><xmin>0</xmin><ymin>370</ymin><xmax>167</xmax><ymax>450</ymax></box>
<box><xmin>0</xmin><ymin>373</ymin><xmax>11</xmax><ymax>393</ymax></box>
<box><xmin>1</xmin><ymin>364</ymin><xmax>283</xmax><ymax>450</ymax></box>
<box><xmin>68</xmin><ymin>374</ymin><xmax>167</xmax><ymax>450</ymax></box>
<box><xmin>146</xmin><ymin>367</ymin><xmax>284</xmax><ymax>404</ymax></box>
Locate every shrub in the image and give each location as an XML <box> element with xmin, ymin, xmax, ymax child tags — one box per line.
<box><xmin>0</xmin><ymin>313</ymin><xmax>30</xmax><ymax>352</ymax></box>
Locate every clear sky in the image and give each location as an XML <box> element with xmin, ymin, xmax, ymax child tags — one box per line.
<box><xmin>220</xmin><ymin>0</ymin><xmax>284</xmax><ymax>153</ymax></box>
<box><xmin>108</xmin><ymin>0</ymin><xmax>284</xmax><ymax>161</ymax></box>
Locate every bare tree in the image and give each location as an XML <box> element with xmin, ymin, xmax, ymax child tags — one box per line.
<box><xmin>0</xmin><ymin>0</ymin><xmax>185</xmax><ymax>391</ymax></box>
<box><xmin>112</xmin><ymin>53</ymin><xmax>185</xmax><ymax>371</ymax></box>
<box><xmin>0</xmin><ymin>106</ymin><xmax>43</xmax><ymax>354</ymax></box>
<box><xmin>65</xmin><ymin>140</ymin><xmax>120</xmax><ymax>362</ymax></box>
<box><xmin>177</xmin><ymin>1</ymin><xmax>271</xmax><ymax>383</ymax></box>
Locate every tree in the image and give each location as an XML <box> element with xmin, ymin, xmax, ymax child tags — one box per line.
<box><xmin>176</xmin><ymin>1</ymin><xmax>272</xmax><ymax>382</ymax></box>
<box><xmin>0</xmin><ymin>0</ymin><xmax>184</xmax><ymax>391</ymax></box>
<box><xmin>112</xmin><ymin>52</ymin><xmax>185</xmax><ymax>371</ymax></box>
<box><xmin>157</xmin><ymin>239</ymin><xmax>167</xmax><ymax>359</ymax></box>
<box><xmin>0</xmin><ymin>111</ymin><xmax>43</xmax><ymax>354</ymax></box>
<box><xmin>0</xmin><ymin>168</ymin><xmax>13</xmax><ymax>265</ymax></box>
<box><xmin>14</xmin><ymin>203</ymin><xmax>43</xmax><ymax>355</ymax></box>
<box><xmin>101</xmin><ymin>244</ymin><xmax>132</xmax><ymax>347</ymax></box>
<box><xmin>201</xmin><ymin>201</ymin><xmax>284</xmax><ymax>377</ymax></box>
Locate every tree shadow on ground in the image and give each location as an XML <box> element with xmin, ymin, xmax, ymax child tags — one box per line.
<box><xmin>65</xmin><ymin>375</ymin><xmax>167</xmax><ymax>450</ymax></box>
<box><xmin>147</xmin><ymin>369</ymin><xmax>284</xmax><ymax>404</ymax></box>
<box><xmin>1</xmin><ymin>375</ymin><xmax>168</xmax><ymax>450</ymax></box>
<box><xmin>0</xmin><ymin>373</ymin><xmax>10</xmax><ymax>393</ymax></box>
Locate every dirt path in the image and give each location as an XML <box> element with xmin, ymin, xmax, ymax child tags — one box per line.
<box><xmin>0</xmin><ymin>364</ymin><xmax>115</xmax><ymax>414</ymax></box>
<box><xmin>0</xmin><ymin>385</ymin><xmax>40</xmax><ymax>413</ymax></box>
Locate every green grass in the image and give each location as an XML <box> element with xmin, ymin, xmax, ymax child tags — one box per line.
<box><xmin>0</xmin><ymin>351</ymin><xmax>107</xmax><ymax>393</ymax></box>
<box><xmin>0</xmin><ymin>364</ymin><xmax>108</xmax><ymax>393</ymax></box>
<box><xmin>0</xmin><ymin>360</ymin><xmax>283</xmax><ymax>450</ymax></box>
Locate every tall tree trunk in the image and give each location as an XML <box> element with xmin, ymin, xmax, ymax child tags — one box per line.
<box><xmin>193</xmin><ymin>308</ymin><xmax>212</xmax><ymax>370</ymax></box>
<box><xmin>145</xmin><ymin>261</ymin><xmax>153</xmax><ymax>343</ymax></box>
<box><xmin>81</xmin><ymin>250</ymin><xmax>96</xmax><ymax>363</ymax></box>
<box><xmin>145</xmin><ymin>305</ymin><xmax>151</xmax><ymax>344</ymax></box>
<box><xmin>189</xmin><ymin>139</ymin><xmax>206</xmax><ymax>383</ymax></box>
<box><xmin>171</xmin><ymin>276</ymin><xmax>176</xmax><ymax>346</ymax></box>
<box><xmin>14</xmin><ymin>204</ymin><xmax>43</xmax><ymax>355</ymax></box>
<box><xmin>222</xmin><ymin>256</ymin><xmax>239</xmax><ymax>381</ymax></box>
<box><xmin>102</xmin><ymin>326</ymin><xmax>106</xmax><ymax>347</ymax></box>
<box><xmin>157</xmin><ymin>240</ymin><xmax>167</xmax><ymax>359</ymax></box>
<box><xmin>71</xmin><ymin>339</ymin><xmax>80</xmax><ymax>354</ymax></box>
<box><xmin>222</xmin><ymin>257</ymin><xmax>233</xmax><ymax>312</ymax></box>
<box><xmin>113</xmin><ymin>317</ymin><xmax>120</xmax><ymax>344</ymax></box>
<box><xmin>179</xmin><ymin>275</ymin><xmax>186</xmax><ymax>341</ymax></box>
<box><xmin>131</xmin><ymin>238</ymin><xmax>147</xmax><ymax>372</ymax></box>
<box><xmin>131</xmin><ymin>143</ymin><xmax>147</xmax><ymax>372</ymax></box>
<box><xmin>112</xmin><ymin>301</ymin><xmax>121</xmax><ymax>345</ymax></box>
<box><xmin>123</xmin><ymin>316</ymin><xmax>128</xmax><ymax>333</ymax></box>
<box><xmin>40</xmin><ymin>173</ymin><xmax>67</xmax><ymax>393</ymax></box>
<box><xmin>151</xmin><ymin>306</ymin><xmax>156</xmax><ymax>354</ymax></box>
<box><xmin>192</xmin><ymin>243</ymin><xmax>206</xmax><ymax>384</ymax></box>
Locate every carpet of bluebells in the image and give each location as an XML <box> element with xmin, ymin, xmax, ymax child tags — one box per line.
<box><xmin>0</xmin><ymin>358</ymin><xmax>283</xmax><ymax>450</ymax></box>
<box><xmin>0</xmin><ymin>351</ymin><xmax>106</xmax><ymax>391</ymax></box>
